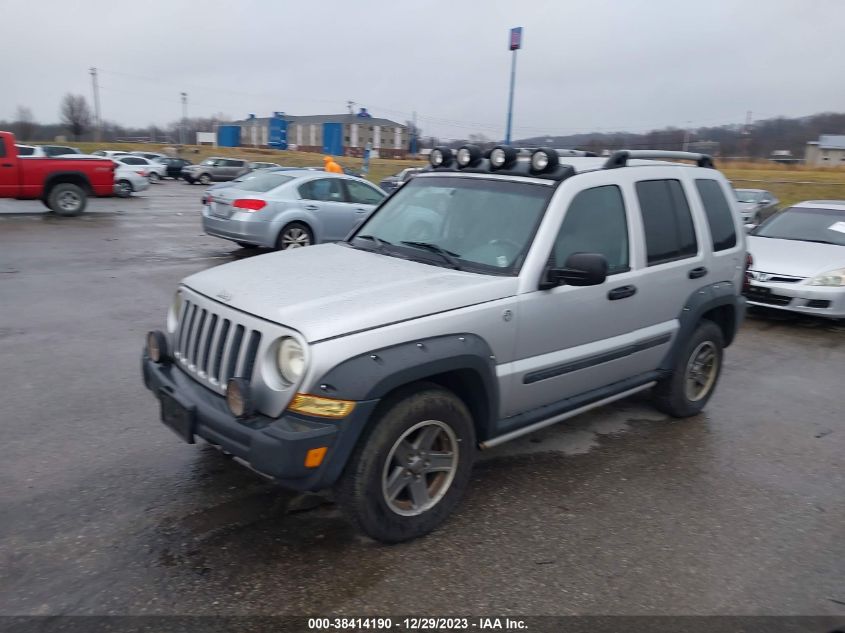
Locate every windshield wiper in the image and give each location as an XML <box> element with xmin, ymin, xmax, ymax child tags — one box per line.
<box><xmin>400</xmin><ymin>241</ymin><xmax>462</xmax><ymax>269</ymax></box>
<box><xmin>351</xmin><ymin>234</ymin><xmax>392</xmax><ymax>252</ymax></box>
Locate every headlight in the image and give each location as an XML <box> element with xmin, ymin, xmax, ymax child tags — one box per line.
<box><xmin>809</xmin><ymin>268</ymin><xmax>845</xmax><ymax>287</ymax></box>
<box><xmin>166</xmin><ymin>290</ymin><xmax>182</xmax><ymax>333</ymax></box>
<box><xmin>277</xmin><ymin>337</ymin><xmax>305</xmax><ymax>383</ymax></box>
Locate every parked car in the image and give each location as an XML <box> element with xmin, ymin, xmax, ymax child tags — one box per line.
<box><xmin>734</xmin><ymin>188</ymin><xmax>779</xmax><ymax>224</ymax></box>
<box><xmin>158</xmin><ymin>157</ymin><xmax>192</xmax><ymax>179</ymax></box>
<box><xmin>15</xmin><ymin>144</ymin><xmax>46</xmax><ymax>157</ymax></box>
<box><xmin>745</xmin><ymin>200</ymin><xmax>845</xmax><ymax>318</ymax></box>
<box><xmin>0</xmin><ymin>131</ymin><xmax>115</xmax><ymax>215</ymax></box>
<box><xmin>202</xmin><ymin>170</ymin><xmax>386</xmax><ymax>249</ymax></box>
<box><xmin>113</xmin><ymin>161</ymin><xmax>151</xmax><ymax>198</ymax></box>
<box><xmin>143</xmin><ymin>146</ymin><xmax>745</xmax><ymax>542</ymax></box>
<box><xmin>247</xmin><ymin>161</ymin><xmax>281</xmax><ymax>171</ymax></box>
<box><xmin>131</xmin><ymin>151</ymin><xmax>169</xmax><ymax>162</ymax></box>
<box><xmin>92</xmin><ymin>150</ymin><xmax>132</xmax><ymax>159</ymax></box>
<box><xmin>183</xmin><ymin>158</ymin><xmax>249</xmax><ymax>184</ymax></box>
<box><xmin>379</xmin><ymin>167</ymin><xmax>424</xmax><ymax>193</ymax></box>
<box><xmin>40</xmin><ymin>145</ymin><xmax>82</xmax><ymax>157</ymax></box>
<box><xmin>115</xmin><ymin>155</ymin><xmax>167</xmax><ymax>182</ymax></box>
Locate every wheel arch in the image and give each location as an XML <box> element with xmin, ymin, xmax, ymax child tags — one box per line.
<box><xmin>44</xmin><ymin>172</ymin><xmax>92</xmax><ymax>196</ymax></box>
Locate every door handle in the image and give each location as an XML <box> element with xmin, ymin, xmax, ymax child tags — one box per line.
<box><xmin>608</xmin><ymin>285</ymin><xmax>637</xmax><ymax>300</ymax></box>
<box><xmin>304</xmin><ymin>204</ymin><xmax>319</xmax><ymax>211</ymax></box>
<box><xmin>355</xmin><ymin>208</ymin><xmax>367</xmax><ymax>214</ymax></box>
<box><xmin>1</xmin><ymin>163</ymin><xmax>13</xmax><ymax>168</ymax></box>
<box><xmin>688</xmin><ymin>266</ymin><xmax>708</xmax><ymax>279</ymax></box>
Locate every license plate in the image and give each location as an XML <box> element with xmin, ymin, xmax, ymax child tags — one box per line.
<box><xmin>159</xmin><ymin>390</ymin><xmax>195</xmax><ymax>443</ymax></box>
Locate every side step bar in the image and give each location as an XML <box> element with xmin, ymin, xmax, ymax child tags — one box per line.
<box><xmin>479</xmin><ymin>381</ymin><xmax>656</xmax><ymax>449</ymax></box>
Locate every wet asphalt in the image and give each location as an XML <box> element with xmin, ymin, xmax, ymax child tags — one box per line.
<box><xmin>0</xmin><ymin>184</ymin><xmax>843</xmax><ymax>617</ymax></box>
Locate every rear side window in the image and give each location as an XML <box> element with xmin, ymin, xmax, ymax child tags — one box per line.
<box><xmin>299</xmin><ymin>178</ymin><xmax>344</xmax><ymax>202</ymax></box>
<box><xmin>695</xmin><ymin>179</ymin><xmax>737</xmax><ymax>251</ymax></box>
<box><xmin>636</xmin><ymin>179</ymin><xmax>698</xmax><ymax>265</ymax></box>
<box><xmin>121</xmin><ymin>157</ymin><xmax>146</xmax><ymax>165</ymax></box>
<box><xmin>223</xmin><ymin>159</ymin><xmax>244</xmax><ymax>167</ymax></box>
<box><xmin>235</xmin><ymin>173</ymin><xmax>294</xmax><ymax>193</ymax></box>
<box><xmin>16</xmin><ymin>145</ymin><xmax>33</xmax><ymax>156</ymax></box>
<box><xmin>554</xmin><ymin>185</ymin><xmax>629</xmax><ymax>273</ymax></box>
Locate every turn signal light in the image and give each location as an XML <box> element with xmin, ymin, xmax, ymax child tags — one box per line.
<box><xmin>305</xmin><ymin>447</ymin><xmax>328</xmax><ymax>468</ymax></box>
<box><xmin>287</xmin><ymin>393</ymin><xmax>356</xmax><ymax>419</ymax></box>
<box><xmin>232</xmin><ymin>199</ymin><xmax>267</xmax><ymax>211</ymax></box>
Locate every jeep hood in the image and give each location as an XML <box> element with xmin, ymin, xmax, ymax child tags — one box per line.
<box><xmin>747</xmin><ymin>236</ymin><xmax>845</xmax><ymax>278</ymax></box>
<box><xmin>182</xmin><ymin>244</ymin><xmax>518</xmax><ymax>342</ymax></box>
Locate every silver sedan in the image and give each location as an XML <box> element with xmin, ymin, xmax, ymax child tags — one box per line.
<box><xmin>735</xmin><ymin>188</ymin><xmax>779</xmax><ymax>225</ymax></box>
<box><xmin>202</xmin><ymin>170</ymin><xmax>386</xmax><ymax>250</ymax></box>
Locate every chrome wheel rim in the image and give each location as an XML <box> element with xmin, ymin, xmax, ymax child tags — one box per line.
<box><xmin>685</xmin><ymin>341</ymin><xmax>719</xmax><ymax>402</ymax></box>
<box><xmin>58</xmin><ymin>191</ymin><xmax>81</xmax><ymax>211</ymax></box>
<box><xmin>381</xmin><ymin>420</ymin><xmax>459</xmax><ymax>517</ymax></box>
<box><xmin>118</xmin><ymin>182</ymin><xmax>131</xmax><ymax>196</ymax></box>
<box><xmin>149</xmin><ymin>172</ymin><xmax>160</xmax><ymax>182</ymax></box>
<box><xmin>281</xmin><ymin>227</ymin><xmax>310</xmax><ymax>249</ymax></box>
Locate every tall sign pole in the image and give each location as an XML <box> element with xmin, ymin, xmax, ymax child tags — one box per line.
<box><xmin>505</xmin><ymin>27</ymin><xmax>522</xmax><ymax>145</ymax></box>
<box><xmin>180</xmin><ymin>92</ymin><xmax>188</xmax><ymax>145</ymax></box>
<box><xmin>89</xmin><ymin>67</ymin><xmax>102</xmax><ymax>142</ymax></box>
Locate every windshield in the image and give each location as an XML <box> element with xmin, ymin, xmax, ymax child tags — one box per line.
<box><xmin>200</xmin><ymin>159</ymin><xmax>218</xmax><ymax>166</ymax></box>
<box><xmin>232</xmin><ymin>172</ymin><xmax>294</xmax><ymax>193</ymax></box>
<box><xmin>351</xmin><ymin>175</ymin><xmax>553</xmax><ymax>274</ymax></box>
<box><xmin>754</xmin><ymin>206</ymin><xmax>845</xmax><ymax>246</ymax></box>
<box><xmin>735</xmin><ymin>189</ymin><xmax>762</xmax><ymax>203</ymax></box>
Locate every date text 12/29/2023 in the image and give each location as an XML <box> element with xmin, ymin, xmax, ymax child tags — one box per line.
<box><xmin>307</xmin><ymin>618</ymin><xmax>529</xmax><ymax>631</ymax></box>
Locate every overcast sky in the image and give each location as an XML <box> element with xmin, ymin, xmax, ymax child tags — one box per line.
<box><xmin>2</xmin><ymin>0</ymin><xmax>844</xmax><ymax>140</ymax></box>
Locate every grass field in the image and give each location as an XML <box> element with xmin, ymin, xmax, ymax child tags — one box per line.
<box><xmin>61</xmin><ymin>142</ymin><xmax>845</xmax><ymax>205</ymax></box>
<box><xmin>69</xmin><ymin>142</ymin><xmax>425</xmax><ymax>186</ymax></box>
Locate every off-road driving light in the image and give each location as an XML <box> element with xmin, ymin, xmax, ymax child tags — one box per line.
<box><xmin>530</xmin><ymin>148</ymin><xmax>559</xmax><ymax>173</ymax></box>
<box><xmin>226</xmin><ymin>377</ymin><xmax>254</xmax><ymax>418</ymax></box>
<box><xmin>277</xmin><ymin>337</ymin><xmax>305</xmax><ymax>383</ymax></box>
<box><xmin>146</xmin><ymin>330</ymin><xmax>169</xmax><ymax>364</ymax></box>
<box><xmin>429</xmin><ymin>146</ymin><xmax>453</xmax><ymax>168</ymax></box>
<box><xmin>288</xmin><ymin>393</ymin><xmax>356</xmax><ymax>419</ymax></box>
<box><xmin>456</xmin><ymin>144</ymin><xmax>482</xmax><ymax>168</ymax></box>
<box><xmin>489</xmin><ymin>145</ymin><xmax>517</xmax><ymax>169</ymax></box>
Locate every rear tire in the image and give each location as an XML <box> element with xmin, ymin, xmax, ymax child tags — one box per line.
<box><xmin>276</xmin><ymin>222</ymin><xmax>313</xmax><ymax>250</ymax></box>
<box><xmin>653</xmin><ymin>320</ymin><xmax>724</xmax><ymax>417</ymax></box>
<box><xmin>334</xmin><ymin>384</ymin><xmax>475</xmax><ymax>543</ymax></box>
<box><xmin>148</xmin><ymin>172</ymin><xmax>161</xmax><ymax>183</ymax></box>
<box><xmin>198</xmin><ymin>174</ymin><xmax>211</xmax><ymax>185</ymax></box>
<box><xmin>48</xmin><ymin>183</ymin><xmax>87</xmax><ymax>216</ymax></box>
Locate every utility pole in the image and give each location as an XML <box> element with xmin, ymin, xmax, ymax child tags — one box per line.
<box><xmin>411</xmin><ymin>110</ymin><xmax>418</xmax><ymax>156</ymax></box>
<box><xmin>505</xmin><ymin>27</ymin><xmax>523</xmax><ymax>145</ymax></box>
<box><xmin>180</xmin><ymin>92</ymin><xmax>188</xmax><ymax>145</ymax></box>
<box><xmin>740</xmin><ymin>110</ymin><xmax>752</xmax><ymax>159</ymax></box>
<box><xmin>682</xmin><ymin>121</ymin><xmax>692</xmax><ymax>151</ymax></box>
<box><xmin>89</xmin><ymin>67</ymin><xmax>102</xmax><ymax>142</ymax></box>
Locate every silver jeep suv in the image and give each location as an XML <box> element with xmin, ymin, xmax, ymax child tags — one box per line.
<box><xmin>143</xmin><ymin>145</ymin><xmax>746</xmax><ymax>542</ymax></box>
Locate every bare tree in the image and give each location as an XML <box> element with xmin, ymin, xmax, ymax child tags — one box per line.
<box><xmin>60</xmin><ymin>94</ymin><xmax>92</xmax><ymax>140</ymax></box>
<box><xmin>14</xmin><ymin>106</ymin><xmax>36</xmax><ymax>140</ymax></box>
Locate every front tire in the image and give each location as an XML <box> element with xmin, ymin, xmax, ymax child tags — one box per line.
<box><xmin>335</xmin><ymin>384</ymin><xmax>475</xmax><ymax>543</ymax></box>
<box><xmin>115</xmin><ymin>180</ymin><xmax>133</xmax><ymax>198</ymax></box>
<box><xmin>48</xmin><ymin>183</ymin><xmax>87</xmax><ymax>216</ymax></box>
<box><xmin>653</xmin><ymin>320</ymin><xmax>724</xmax><ymax>417</ymax></box>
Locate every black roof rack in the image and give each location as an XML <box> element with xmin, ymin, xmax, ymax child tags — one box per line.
<box><xmin>603</xmin><ymin>150</ymin><xmax>715</xmax><ymax>169</ymax></box>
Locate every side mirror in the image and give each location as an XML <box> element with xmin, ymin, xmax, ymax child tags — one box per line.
<box><xmin>542</xmin><ymin>252</ymin><xmax>608</xmax><ymax>289</ymax></box>
<box><xmin>744</xmin><ymin>223</ymin><xmax>756</xmax><ymax>234</ymax></box>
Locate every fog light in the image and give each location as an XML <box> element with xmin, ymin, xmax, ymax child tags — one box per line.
<box><xmin>490</xmin><ymin>145</ymin><xmax>517</xmax><ymax>169</ymax></box>
<box><xmin>456</xmin><ymin>144</ymin><xmax>482</xmax><ymax>168</ymax></box>
<box><xmin>287</xmin><ymin>393</ymin><xmax>356</xmax><ymax>419</ymax></box>
<box><xmin>429</xmin><ymin>146</ymin><xmax>453</xmax><ymax>168</ymax></box>
<box><xmin>146</xmin><ymin>330</ymin><xmax>169</xmax><ymax>364</ymax></box>
<box><xmin>530</xmin><ymin>148</ymin><xmax>559</xmax><ymax>173</ymax></box>
<box><xmin>226</xmin><ymin>377</ymin><xmax>254</xmax><ymax>418</ymax></box>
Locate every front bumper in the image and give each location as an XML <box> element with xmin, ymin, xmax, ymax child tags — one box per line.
<box><xmin>745</xmin><ymin>281</ymin><xmax>845</xmax><ymax>318</ymax></box>
<box><xmin>142</xmin><ymin>355</ymin><xmax>378</xmax><ymax>491</ymax></box>
<box><xmin>201</xmin><ymin>206</ymin><xmax>274</xmax><ymax>247</ymax></box>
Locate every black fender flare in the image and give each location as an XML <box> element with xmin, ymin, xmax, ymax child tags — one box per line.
<box><xmin>43</xmin><ymin>171</ymin><xmax>93</xmax><ymax>195</ymax></box>
<box><xmin>659</xmin><ymin>281</ymin><xmax>745</xmax><ymax>372</ymax></box>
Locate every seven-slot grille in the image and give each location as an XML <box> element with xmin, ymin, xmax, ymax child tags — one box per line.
<box><xmin>173</xmin><ymin>298</ymin><xmax>262</xmax><ymax>392</ymax></box>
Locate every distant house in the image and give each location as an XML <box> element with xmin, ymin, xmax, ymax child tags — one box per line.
<box><xmin>805</xmin><ymin>135</ymin><xmax>845</xmax><ymax>166</ymax></box>
<box><xmin>227</xmin><ymin>113</ymin><xmax>409</xmax><ymax>158</ymax></box>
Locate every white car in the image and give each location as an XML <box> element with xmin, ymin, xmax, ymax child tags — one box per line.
<box><xmin>115</xmin><ymin>155</ymin><xmax>167</xmax><ymax>182</ymax></box>
<box><xmin>745</xmin><ymin>200</ymin><xmax>845</xmax><ymax>318</ymax></box>
<box><xmin>113</xmin><ymin>160</ymin><xmax>150</xmax><ymax>197</ymax></box>
<box><xmin>92</xmin><ymin>150</ymin><xmax>132</xmax><ymax>159</ymax></box>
